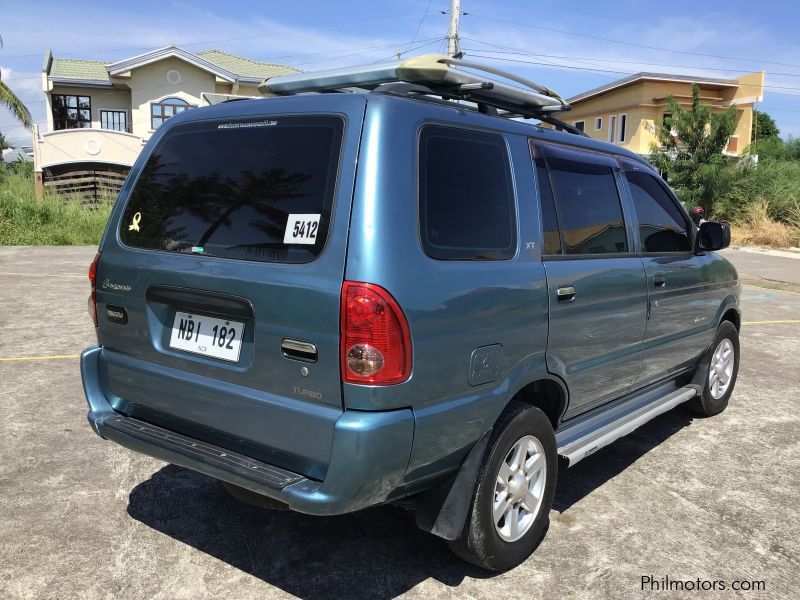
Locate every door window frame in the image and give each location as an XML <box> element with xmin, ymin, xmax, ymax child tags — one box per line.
<box><xmin>530</xmin><ymin>139</ymin><xmax>636</xmax><ymax>260</ymax></box>
<box><xmin>616</xmin><ymin>157</ymin><xmax>696</xmax><ymax>255</ymax></box>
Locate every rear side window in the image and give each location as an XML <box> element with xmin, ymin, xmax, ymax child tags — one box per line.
<box><xmin>419</xmin><ymin>126</ymin><xmax>516</xmax><ymax>260</ymax></box>
<box><xmin>624</xmin><ymin>168</ymin><xmax>691</xmax><ymax>253</ymax></box>
<box><xmin>542</xmin><ymin>145</ymin><xmax>628</xmax><ymax>255</ymax></box>
<box><xmin>119</xmin><ymin>116</ymin><xmax>344</xmax><ymax>263</ymax></box>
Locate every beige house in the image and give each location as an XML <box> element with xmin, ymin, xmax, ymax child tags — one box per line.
<box><xmin>544</xmin><ymin>71</ymin><xmax>765</xmax><ymax>157</ymax></box>
<box><xmin>33</xmin><ymin>45</ymin><xmax>297</xmax><ymax>196</ymax></box>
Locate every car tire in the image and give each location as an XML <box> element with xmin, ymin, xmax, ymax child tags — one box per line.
<box><xmin>687</xmin><ymin>320</ymin><xmax>740</xmax><ymax>417</ymax></box>
<box><xmin>448</xmin><ymin>402</ymin><xmax>557</xmax><ymax>571</ymax></box>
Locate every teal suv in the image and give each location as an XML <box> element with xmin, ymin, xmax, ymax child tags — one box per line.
<box><xmin>81</xmin><ymin>55</ymin><xmax>740</xmax><ymax>570</ymax></box>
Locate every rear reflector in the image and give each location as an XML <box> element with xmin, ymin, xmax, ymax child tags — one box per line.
<box><xmin>341</xmin><ymin>281</ymin><xmax>411</xmax><ymax>385</ymax></box>
<box><xmin>88</xmin><ymin>252</ymin><xmax>100</xmax><ymax>327</ymax></box>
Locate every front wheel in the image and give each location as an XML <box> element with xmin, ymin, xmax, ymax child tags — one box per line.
<box><xmin>688</xmin><ymin>320</ymin><xmax>740</xmax><ymax>417</ymax></box>
<box><xmin>448</xmin><ymin>402</ymin><xmax>557</xmax><ymax>571</ymax></box>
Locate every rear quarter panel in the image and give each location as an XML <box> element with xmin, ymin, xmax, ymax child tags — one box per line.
<box><xmin>344</xmin><ymin>96</ymin><xmax>551</xmax><ymax>488</ymax></box>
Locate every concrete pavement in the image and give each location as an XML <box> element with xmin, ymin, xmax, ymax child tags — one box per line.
<box><xmin>0</xmin><ymin>246</ymin><xmax>798</xmax><ymax>599</ymax></box>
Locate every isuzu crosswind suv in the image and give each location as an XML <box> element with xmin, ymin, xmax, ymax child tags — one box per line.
<box><xmin>81</xmin><ymin>55</ymin><xmax>740</xmax><ymax>570</ymax></box>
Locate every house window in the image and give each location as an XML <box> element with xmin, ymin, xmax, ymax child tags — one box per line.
<box><xmin>594</xmin><ymin>117</ymin><xmax>602</xmax><ymax>130</ymax></box>
<box><xmin>150</xmin><ymin>97</ymin><xmax>194</xmax><ymax>130</ymax></box>
<box><xmin>619</xmin><ymin>114</ymin><xmax>627</xmax><ymax>143</ymax></box>
<box><xmin>608</xmin><ymin>115</ymin><xmax>616</xmax><ymax>143</ymax></box>
<box><xmin>574</xmin><ymin>121</ymin><xmax>585</xmax><ymax>132</ymax></box>
<box><xmin>52</xmin><ymin>95</ymin><xmax>91</xmax><ymax>130</ymax></box>
<box><xmin>100</xmin><ymin>110</ymin><xmax>128</xmax><ymax>132</ymax></box>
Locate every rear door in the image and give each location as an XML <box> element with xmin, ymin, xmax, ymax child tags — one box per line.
<box><xmin>619</xmin><ymin>158</ymin><xmax>718</xmax><ymax>385</ymax></box>
<box><xmin>93</xmin><ymin>97</ymin><xmax>365</xmax><ymax>476</ymax></box>
<box><xmin>533</xmin><ymin>141</ymin><xmax>648</xmax><ymax>418</ymax></box>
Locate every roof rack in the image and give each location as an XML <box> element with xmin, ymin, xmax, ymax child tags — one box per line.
<box><xmin>260</xmin><ymin>54</ymin><xmax>583</xmax><ymax>132</ymax></box>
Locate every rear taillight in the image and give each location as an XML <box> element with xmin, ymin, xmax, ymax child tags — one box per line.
<box><xmin>88</xmin><ymin>252</ymin><xmax>101</xmax><ymax>326</ymax></box>
<box><xmin>341</xmin><ymin>281</ymin><xmax>412</xmax><ymax>385</ymax></box>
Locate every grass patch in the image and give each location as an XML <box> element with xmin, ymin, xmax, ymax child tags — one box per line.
<box><xmin>0</xmin><ymin>168</ymin><xmax>113</xmax><ymax>245</ymax></box>
<box><xmin>729</xmin><ymin>200</ymin><xmax>800</xmax><ymax>249</ymax></box>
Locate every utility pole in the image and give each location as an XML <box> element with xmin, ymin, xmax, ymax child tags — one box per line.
<box><xmin>445</xmin><ymin>0</ymin><xmax>462</xmax><ymax>58</ymax></box>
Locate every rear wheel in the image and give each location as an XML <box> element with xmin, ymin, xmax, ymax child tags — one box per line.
<box><xmin>448</xmin><ymin>402</ymin><xmax>557</xmax><ymax>571</ymax></box>
<box><xmin>688</xmin><ymin>320</ymin><xmax>740</xmax><ymax>417</ymax></box>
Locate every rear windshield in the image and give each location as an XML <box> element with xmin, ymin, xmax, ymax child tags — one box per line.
<box><xmin>119</xmin><ymin>115</ymin><xmax>344</xmax><ymax>263</ymax></box>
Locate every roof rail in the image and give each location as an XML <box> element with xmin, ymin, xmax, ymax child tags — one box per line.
<box><xmin>260</xmin><ymin>54</ymin><xmax>573</xmax><ymax>121</ymax></box>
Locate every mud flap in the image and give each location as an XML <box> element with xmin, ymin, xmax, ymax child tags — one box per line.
<box><xmin>414</xmin><ymin>428</ymin><xmax>492</xmax><ymax>541</ymax></box>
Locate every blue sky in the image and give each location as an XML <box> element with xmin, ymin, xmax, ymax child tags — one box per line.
<box><xmin>3</xmin><ymin>0</ymin><xmax>800</xmax><ymax>147</ymax></box>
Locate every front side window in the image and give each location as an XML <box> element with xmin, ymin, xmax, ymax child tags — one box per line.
<box><xmin>622</xmin><ymin>162</ymin><xmax>691</xmax><ymax>252</ymax></box>
<box><xmin>419</xmin><ymin>126</ymin><xmax>516</xmax><ymax>260</ymax></box>
<box><xmin>542</xmin><ymin>145</ymin><xmax>628</xmax><ymax>255</ymax></box>
<box><xmin>151</xmin><ymin>97</ymin><xmax>194</xmax><ymax>130</ymax></box>
<box><xmin>52</xmin><ymin>95</ymin><xmax>91</xmax><ymax>130</ymax></box>
<box><xmin>100</xmin><ymin>110</ymin><xmax>128</xmax><ymax>132</ymax></box>
<box><xmin>120</xmin><ymin>116</ymin><xmax>344</xmax><ymax>263</ymax></box>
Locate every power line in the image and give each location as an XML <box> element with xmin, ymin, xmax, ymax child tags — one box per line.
<box><xmin>406</xmin><ymin>0</ymin><xmax>434</xmax><ymax>52</ymax></box>
<box><xmin>0</xmin><ymin>12</ymin><xmax>431</xmax><ymax>59</ymax></box>
<box><xmin>462</xmin><ymin>52</ymin><xmax>800</xmax><ymax>95</ymax></box>
<box><xmin>461</xmin><ymin>39</ymin><xmax>800</xmax><ymax>79</ymax></box>
<box><xmin>468</xmin><ymin>13</ymin><xmax>800</xmax><ymax>70</ymax></box>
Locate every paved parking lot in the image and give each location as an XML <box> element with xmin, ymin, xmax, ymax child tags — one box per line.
<box><xmin>1</xmin><ymin>246</ymin><xmax>798</xmax><ymax>599</ymax></box>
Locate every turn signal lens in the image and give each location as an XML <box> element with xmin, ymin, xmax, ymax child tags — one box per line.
<box><xmin>88</xmin><ymin>252</ymin><xmax>101</xmax><ymax>326</ymax></box>
<box><xmin>340</xmin><ymin>281</ymin><xmax>411</xmax><ymax>385</ymax></box>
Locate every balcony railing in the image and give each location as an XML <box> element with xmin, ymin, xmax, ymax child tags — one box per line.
<box><xmin>32</xmin><ymin>124</ymin><xmax>144</xmax><ymax>171</ymax></box>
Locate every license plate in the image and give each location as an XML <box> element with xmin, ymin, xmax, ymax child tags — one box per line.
<box><xmin>169</xmin><ymin>311</ymin><xmax>244</xmax><ymax>363</ymax></box>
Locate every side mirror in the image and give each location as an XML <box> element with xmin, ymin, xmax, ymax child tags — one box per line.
<box><xmin>696</xmin><ymin>221</ymin><xmax>731</xmax><ymax>252</ymax></box>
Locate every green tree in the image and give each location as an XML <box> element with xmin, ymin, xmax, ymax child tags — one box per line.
<box><xmin>752</xmin><ymin>111</ymin><xmax>780</xmax><ymax>141</ymax></box>
<box><xmin>650</xmin><ymin>83</ymin><xmax>737</xmax><ymax>213</ymax></box>
<box><xmin>0</xmin><ymin>35</ymin><xmax>34</xmax><ymax>164</ymax></box>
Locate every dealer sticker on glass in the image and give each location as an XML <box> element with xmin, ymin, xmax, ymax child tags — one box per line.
<box><xmin>284</xmin><ymin>214</ymin><xmax>321</xmax><ymax>245</ymax></box>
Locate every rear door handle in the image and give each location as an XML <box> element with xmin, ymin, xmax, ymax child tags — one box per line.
<box><xmin>654</xmin><ymin>274</ymin><xmax>667</xmax><ymax>288</ymax></box>
<box><xmin>557</xmin><ymin>286</ymin><xmax>576</xmax><ymax>302</ymax></box>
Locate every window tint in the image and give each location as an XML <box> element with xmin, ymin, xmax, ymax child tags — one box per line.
<box><xmin>625</xmin><ymin>169</ymin><xmax>691</xmax><ymax>252</ymax></box>
<box><xmin>419</xmin><ymin>126</ymin><xmax>516</xmax><ymax>260</ymax></box>
<box><xmin>532</xmin><ymin>152</ymin><xmax>561</xmax><ymax>255</ymax></box>
<box><xmin>544</xmin><ymin>148</ymin><xmax>628</xmax><ymax>255</ymax></box>
<box><xmin>120</xmin><ymin>116</ymin><xmax>343</xmax><ymax>263</ymax></box>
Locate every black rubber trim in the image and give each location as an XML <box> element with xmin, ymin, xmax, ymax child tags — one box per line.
<box><xmin>146</xmin><ymin>285</ymin><xmax>254</xmax><ymax>319</ymax></box>
<box><xmin>103</xmin><ymin>416</ymin><xmax>305</xmax><ymax>490</ymax></box>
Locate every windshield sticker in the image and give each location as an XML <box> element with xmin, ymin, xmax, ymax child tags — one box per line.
<box><xmin>284</xmin><ymin>214</ymin><xmax>321</xmax><ymax>245</ymax></box>
<box><xmin>128</xmin><ymin>212</ymin><xmax>142</xmax><ymax>232</ymax></box>
<box><xmin>217</xmin><ymin>120</ymin><xmax>278</xmax><ymax>129</ymax></box>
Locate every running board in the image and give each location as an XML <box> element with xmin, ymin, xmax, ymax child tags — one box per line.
<box><xmin>556</xmin><ymin>385</ymin><xmax>698</xmax><ymax>466</ymax></box>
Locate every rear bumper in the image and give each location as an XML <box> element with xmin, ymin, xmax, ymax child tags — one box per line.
<box><xmin>81</xmin><ymin>346</ymin><xmax>414</xmax><ymax>515</ymax></box>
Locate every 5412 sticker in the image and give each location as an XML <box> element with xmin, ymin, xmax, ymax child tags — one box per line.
<box><xmin>283</xmin><ymin>214</ymin><xmax>321</xmax><ymax>245</ymax></box>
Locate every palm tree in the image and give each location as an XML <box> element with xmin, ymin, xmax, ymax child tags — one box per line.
<box><xmin>0</xmin><ymin>34</ymin><xmax>33</xmax><ymax>162</ymax></box>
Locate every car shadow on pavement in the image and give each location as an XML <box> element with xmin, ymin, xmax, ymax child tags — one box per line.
<box><xmin>126</xmin><ymin>407</ymin><xmax>694</xmax><ymax>597</ymax></box>
<box><xmin>553</xmin><ymin>406</ymin><xmax>695</xmax><ymax>512</ymax></box>
<box><xmin>127</xmin><ymin>465</ymin><xmax>494</xmax><ymax>599</ymax></box>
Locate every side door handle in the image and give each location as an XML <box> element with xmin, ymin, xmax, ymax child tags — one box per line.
<box><xmin>654</xmin><ymin>273</ymin><xmax>667</xmax><ymax>288</ymax></box>
<box><xmin>557</xmin><ymin>286</ymin><xmax>576</xmax><ymax>302</ymax></box>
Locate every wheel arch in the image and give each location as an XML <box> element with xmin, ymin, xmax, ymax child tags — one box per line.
<box><xmin>505</xmin><ymin>376</ymin><xmax>568</xmax><ymax>430</ymax></box>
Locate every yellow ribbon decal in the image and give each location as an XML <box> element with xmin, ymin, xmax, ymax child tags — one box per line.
<box><xmin>129</xmin><ymin>212</ymin><xmax>142</xmax><ymax>232</ymax></box>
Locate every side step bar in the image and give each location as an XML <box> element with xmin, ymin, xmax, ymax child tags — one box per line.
<box><xmin>556</xmin><ymin>385</ymin><xmax>698</xmax><ymax>466</ymax></box>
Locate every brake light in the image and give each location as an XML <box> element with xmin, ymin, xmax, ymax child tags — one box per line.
<box><xmin>88</xmin><ymin>252</ymin><xmax>101</xmax><ymax>326</ymax></box>
<box><xmin>341</xmin><ymin>281</ymin><xmax>412</xmax><ymax>385</ymax></box>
